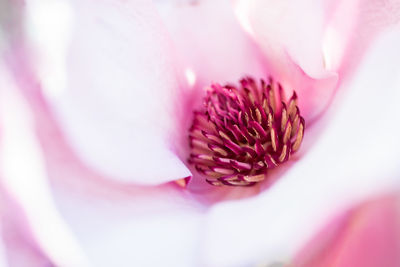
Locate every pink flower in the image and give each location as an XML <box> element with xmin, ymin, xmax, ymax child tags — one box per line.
<box><xmin>0</xmin><ymin>0</ymin><xmax>399</xmax><ymax>266</ymax></box>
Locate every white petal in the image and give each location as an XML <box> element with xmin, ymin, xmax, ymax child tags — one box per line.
<box><xmin>154</xmin><ymin>0</ymin><xmax>266</xmax><ymax>85</ymax></box>
<box><xmin>232</xmin><ymin>0</ymin><xmax>339</xmax><ymax>121</ymax></box>
<box><xmin>25</xmin><ymin>0</ymin><xmax>190</xmax><ymax>185</ymax></box>
<box><xmin>233</xmin><ymin>0</ymin><xmax>327</xmax><ymax>77</ymax></box>
<box><xmin>51</xmin><ymin>184</ymin><xmax>203</xmax><ymax>267</ymax></box>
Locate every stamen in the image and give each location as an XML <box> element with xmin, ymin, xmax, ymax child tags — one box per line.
<box><xmin>188</xmin><ymin>77</ymin><xmax>305</xmax><ymax>186</ymax></box>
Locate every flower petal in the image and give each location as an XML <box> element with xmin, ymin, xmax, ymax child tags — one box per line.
<box><xmin>293</xmin><ymin>194</ymin><xmax>400</xmax><ymax>267</ymax></box>
<box><xmin>0</xmin><ymin>193</ymin><xmax>56</xmax><ymax>267</ymax></box>
<box><xmin>0</xmin><ymin>64</ymin><xmax>89</xmax><ymax>266</ymax></box>
<box><xmin>49</xmin><ymin>183</ymin><xmax>204</xmax><ymax>267</ymax></box>
<box><xmin>321</xmin><ymin>0</ymin><xmax>400</xmax><ymax>79</ymax></box>
<box><xmin>23</xmin><ymin>0</ymin><xmax>190</xmax><ymax>185</ymax></box>
<box><xmin>233</xmin><ymin>0</ymin><xmax>328</xmax><ymax>77</ymax></box>
<box><xmin>232</xmin><ymin>0</ymin><xmax>339</xmax><ymax>121</ymax></box>
<box><xmin>201</xmin><ymin>28</ymin><xmax>400</xmax><ymax>266</ymax></box>
<box><xmin>232</xmin><ymin>0</ymin><xmax>400</xmax><ymax>122</ymax></box>
<box><xmin>155</xmin><ymin>0</ymin><xmax>266</xmax><ymax>86</ymax></box>
<box><xmin>0</xmin><ymin>229</ymin><xmax>7</xmax><ymax>267</ymax></box>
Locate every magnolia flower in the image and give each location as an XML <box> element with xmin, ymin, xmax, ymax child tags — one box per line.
<box><xmin>0</xmin><ymin>0</ymin><xmax>400</xmax><ymax>266</ymax></box>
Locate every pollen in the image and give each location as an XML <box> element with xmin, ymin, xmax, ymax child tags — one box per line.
<box><xmin>188</xmin><ymin>77</ymin><xmax>305</xmax><ymax>186</ymax></box>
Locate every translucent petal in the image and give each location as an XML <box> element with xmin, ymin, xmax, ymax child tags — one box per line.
<box><xmin>24</xmin><ymin>0</ymin><xmax>191</xmax><ymax>184</ymax></box>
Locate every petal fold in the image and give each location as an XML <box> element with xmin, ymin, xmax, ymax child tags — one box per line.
<box><xmin>23</xmin><ymin>0</ymin><xmax>191</xmax><ymax>185</ymax></box>
<box><xmin>0</xmin><ymin>64</ymin><xmax>89</xmax><ymax>267</ymax></box>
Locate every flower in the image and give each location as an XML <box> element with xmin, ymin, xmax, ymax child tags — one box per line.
<box><xmin>0</xmin><ymin>0</ymin><xmax>399</xmax><ymax>266</ymax></box>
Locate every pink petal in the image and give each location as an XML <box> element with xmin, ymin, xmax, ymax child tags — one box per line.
<box><xmin>201</xmin><ymin>29</ymin><xmax>400</xmax><ymax>266</ymax></box>
<box><xmin>20</xmin><ymin>0</ymin><xmax>190</xmax><ymax>185</ymax></box>
<box><xmin>293</xmin><ymin>194</ymin><xmax>400</xmax><ymax>267</ymax></box>
<box><xmin>232</xmin><ymin>0</ymin><xmax>400</xmax><ymax>122</ymax></box>
<box><xmin>233</xmin><ymin>0</ymin><xmax>339</xmax><ymax>121</ymax></box>
<box><xmin>233</xmin><ymin>0</ymin><xmax>328</xmax><ymax>77</ymax></box>
<box><xmin>155</xmin><ymin>0</ymin><xmax>266</xmax><ymax>86</ymax></box>
<box><xmin>0</xmin><ymin>65</ymin><xmax>89</xmax><ymax>267</ymax></box>
<box><xmin>321</xmin><ymin>0</ymin><xmax>400</xmax><ymax>80</ymax></box>
<box><xmin>0</xmin><ymin>236</ymin><xmax>6</xmax><ymax>267</ymax></box>
<box><xmin>0</xmin><ymin>191</ymin><xmax>56</xmax><ymax>267</ymax></box>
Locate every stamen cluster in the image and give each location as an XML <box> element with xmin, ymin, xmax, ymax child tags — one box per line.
<box><xmin>189</xmin><ymin>77</ymin><xmax>305</xmax><ymax>186</ymax></box>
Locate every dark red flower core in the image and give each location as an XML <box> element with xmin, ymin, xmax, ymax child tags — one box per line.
<box><xmin>189</xmin><ymin>77</ymin><xmax>305</xmax><ymax>186</ymax></box>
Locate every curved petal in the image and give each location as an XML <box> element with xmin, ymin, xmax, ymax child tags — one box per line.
<box><xmin>292</xmin><ymin>194</ymin><xmax>400</xmax><ymax>267</ymax></box>
<box><xmin>154</xmin><ymin>0</ymin><xmax>266</xmax><ymax>86</ymax></box>
<box><xmin>49</xmin><ymin>182</ymin><xmax>203</xmax><ymax>267</ymax></box>
<box><xmin>0</xmin><ymin>65</ymin><xmax>89</xmax><ymax>267</ymax></box>
<box><xmin>0</xmin><ymin>191</ymin><xmax>57</xmax><ymax>267</ymax></box>
<box><xmin>233</xmin><ymin>0</ymin><xmax>328</xmax><ymax>77</ymax></box>
<box><xmin>321</xmin><ymin>0</ymin><xmax>400</xmax><ymax>80</ymax></box>
<box><xmin>22</xmin><ymin>0</ymin><xmax>190</xmax><ymax>185</ymax></box>
<box><xmin>232</xmin><ymin>0</ymin><xmax>400</xmax><ymax>122</ymax></box>
<box><xmin>232</xmin><ymin>0</ymin><xmax>339</xmax><ymax>122</ymax></box>
<box><xmin>201</xmin><ymin>29</ymin><xmax>400</xmax><ymax>266</ymax></box>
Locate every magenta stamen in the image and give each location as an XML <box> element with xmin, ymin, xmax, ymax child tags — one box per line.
<box><xmin>188</xmin><ymin>77</ymin><xmax>305</xmax><ymax>186</ymax></box>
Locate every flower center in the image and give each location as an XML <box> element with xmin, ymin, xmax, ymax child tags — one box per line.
<box><xmin>188</xmin><ymin>77</ymin><xmax>305</xmax><ymax>186</ymax></box>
